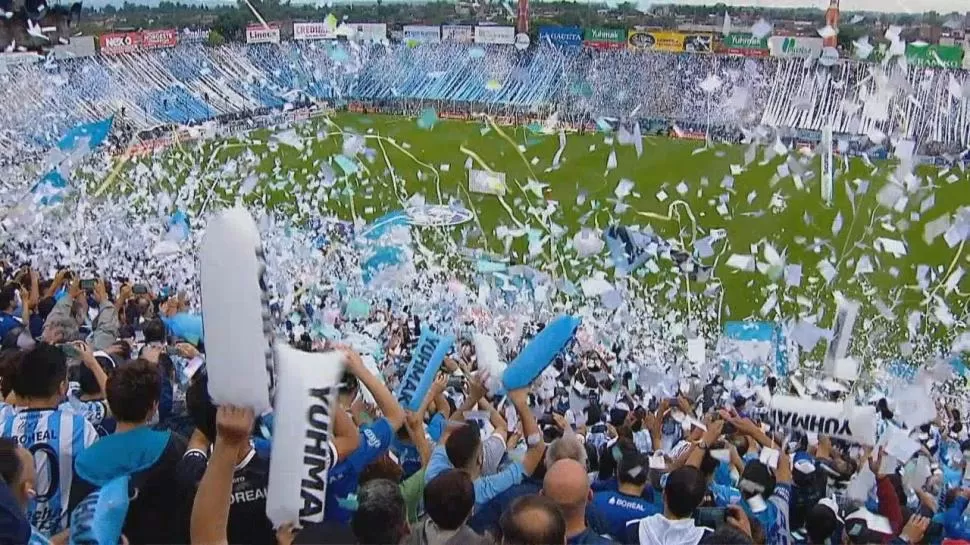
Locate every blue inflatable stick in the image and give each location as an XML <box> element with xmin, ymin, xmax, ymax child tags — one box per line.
<box><xmin>503</xmin><ymin>315</ymin><xmax>580</xmax><ymax>390</ymax></box>
<box><xmin>69</xmin><ymin>476</ymin><xmax>129</xmax><ymax>545</ymax></box>
<box><xmin>161</xmin><ymin>312</ymin><xmax>204</xmax><ymax>346</ymax></box>
<box><xmin>395</xmin><ymin>330</ymin><xmax>454</xmax><ymax>411</ymax></box>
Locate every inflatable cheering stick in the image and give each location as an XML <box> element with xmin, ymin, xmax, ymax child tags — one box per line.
<box><xmin>503</xmin><ymin>315</ymin><xmax>580</xmax><ymax>391</ymax></box>
<box><xmin>201</xmin><ymin>207</ymin><xmax>275</xmax><ymax>414</ymax></box>
<box><xmin>266</xmin><ymin>346</ymin><xmax>344</xmax><ymax>528</ymax></box>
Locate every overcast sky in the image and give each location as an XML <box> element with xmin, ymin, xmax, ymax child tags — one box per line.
<box><xmin>650</xmin><ymin>0</ymin><xmax>966</xmax><ymax>14</ymax></box>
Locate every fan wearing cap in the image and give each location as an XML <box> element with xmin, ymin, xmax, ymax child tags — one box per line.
<box><xmin>590</xmin><ymin>447</ymin><xmax>661</xmax><ymax>541</ymax></box>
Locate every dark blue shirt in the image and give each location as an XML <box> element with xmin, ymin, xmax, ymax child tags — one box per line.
<box><xmin>590</xmin><ymin>490</ymin><xmax>661</xmax><ymax>541</ymax></box>
<box><xmin>568</xmin><ymin>528</ymin><xmax>615</xmax><ymax>545</ymax></box>
<box><xmin>324</xmin><ymin>418</ymin><xmax>394</xmax><ymax>524</ymax></box>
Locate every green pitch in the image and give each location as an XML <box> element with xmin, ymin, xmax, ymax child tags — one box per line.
<box><xmin>118</xmin><ymin>112</ymin><xmax>970</xmax><ymax>362</ymax></box>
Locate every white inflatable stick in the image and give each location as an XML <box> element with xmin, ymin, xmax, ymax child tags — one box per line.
<box><xmin>473</xmin><ymin>334</ymin><xmax>506</xmax><ymax>395</ymax></box>
<box><xmin>266</xmin><ymin>346</ymin><xmax>344</xmax><ymax>527</ymax></box>
<box><xmin>201</xmin><ymin>207</ymin><xmax>275</xmax><ymax>413</ymax></box>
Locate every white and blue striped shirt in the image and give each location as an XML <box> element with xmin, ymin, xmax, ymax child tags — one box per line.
<box><xmin>0</xmin><ymin>408</ymin><xmax>98</xmax><ymax>536</ymax></box>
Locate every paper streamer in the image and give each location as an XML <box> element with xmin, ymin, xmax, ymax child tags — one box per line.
<box><xmin>200</xmin><ymin>207</ymin><xmax>274</xmax><ymax>413</ymax></box>
<box><xmin>395</xmin><ymin>330</ymin><xmax>454</xmax><ymax>411</ymax></box>
<box><xmin>823</xmin><ymin>299</ymin><xmax>860</xmax><ymax>377</ymax></box>
<box><xmin>69</xmin><ymin>476</ymin><xmax>129</xmax><ymax>545</ymax></box>
<box><xmin>266</xmin><ymin>346</ymin><xmax>344</xmax><ymax>527</ymax></box>
<box><xmin>503</xmin><ymin>315</ymin><xmax>580</xmax><ymax>391</ymax></box>
<box><xmin>767</xmin><ymin>395</ymin><xmax>876</xmax><ymax>445</ymax></box>
<box><xmin>604</xmin><ymin>225</ymin><xmax>661</xmax><ymax>274</ymax></box>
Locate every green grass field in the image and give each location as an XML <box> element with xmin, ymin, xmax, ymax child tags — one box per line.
<box><xmin>109</xmin><ymin>112</ymin><xmax>970</xmax><ymax>364</ymax></box>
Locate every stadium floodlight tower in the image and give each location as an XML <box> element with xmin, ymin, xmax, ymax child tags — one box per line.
<box><xmin>823</xmin><ymin>0</ymin><xmax>840</xmax><ymax>48</ymax></box>
<box><xmin>517</xmin><ymin>0</ymin><xmax>529</xmax><ymax>34</ymax></box>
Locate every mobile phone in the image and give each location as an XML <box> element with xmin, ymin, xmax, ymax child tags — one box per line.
<box><xmin>59</xmin><ymin>343</ymin><xmax>82</xmax><ymax>359</ymax></box>
<box><xmin>693</xmin><ymin>507</ymin><xmax>726</xmax><ymax>529</ymax></box>
<box><xmin>80</xmin><ymin>278</ymin><xmax>97</xmax><ymax>291</ymax></box>
<box><xmin>133</xmin><ymin>284</ymin><xmax>149</xmax><ymax>295</ymax></box>
<box><xmin>447</xmin><ymin>375</ymin><xmax>465</xmax><ymax>390</ymax></box>
<box><xmin>165</xmin><ymin>346</ymin><xmax>181</xmax><ymax>357</ymax></box>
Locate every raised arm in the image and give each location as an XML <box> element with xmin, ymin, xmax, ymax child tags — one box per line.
<box><xmin>509</xmin><ymin>387</ymin><xmax>544</xmax><ymax>476</ymax></box>
<box><xmin>686</xmin><ymin>419</ymin><xmax>724</xmax><ymax>469</ymax></box>
<box><xmin>479</xmin><ymin>397</ymin><xmax>508</xmax><ymax>443</ymax></box>
<box><xmin>345</xmin><ymin>349</ymin><xmax>406</xmax><ymax>432</ymax></box>
<box><xmin>191</xmin><ymin>406</ymin><xmax>254</xmax><ymax>545</ymax></box>
<box><xmin>331</xmin><ymin>402</ymin><xmax>361</xmax><ymax>462</ymax></box>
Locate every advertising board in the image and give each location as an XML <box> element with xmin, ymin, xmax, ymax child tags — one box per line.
<box><xmin>441</xmin><ymin>25</ymin><xmax>474</xmax><ymax>43</ymax></box>
<box><xmin>905</xmin><ymin>43</ymin><xmax>965</xmax><ymax>68</ymax></box>
<box><xmin>403</xmin><ymin>25</ymin><xmax>441</xmax><ymax>44</ymax></box>
<box><xmin>141</xmin><ymin>28</ymin><xmax>178</xmax><ymax>50</ymax></box>
<box><xmin>293</xmin><ymin>22</ymin><xmax>336</xmax><ymax>40</ymax></box>
<box><xmin>246</xmin><ymin>24</ymin><xmax>281</xmax><ymax>44</ymax></box>
<box><xmin>52</xmin><ymin>35</ymin><xmax>96</xmax><ymax>59</ymax></box>
<box><xmin>720</xmin><ymin>33</ymin><xmax>769</xmax><ymax>57</ymax></box>
<box><xmin>475</xmin><ymin>25</ymin><xmax>515</xmax><ymax>45</ymax></box>
<box><xmin>99</xmin><ymin>32</ymin><xmax>142</xmax><ymax>55</ymax></box>
<box><xmin>584</xmin><ymin>27</ymin><xmax>625</xmax><ymax>50</ymax></box>
<box><xmin>181</xmin><ymin>28</ymin><xmax>210</xmax><ymax>43</ymax></box>
<box><xmin>538</xmin><ymin>26</ymin><xmax>582</xmax><ymax>47</ymax></box>
<box><xmin>768</xmin><ymin>36</ymin><xmax>824</xmax><ymax>58</ymax></box>
<box><xmin>627</xmin><ymin>30</ymin><xmax>709</xmax><ymax>53</ymax></box>
<box><xmin>352</xmin><ymin>23</ymin><xmax>387</xmax><ymax>42</ymax></box>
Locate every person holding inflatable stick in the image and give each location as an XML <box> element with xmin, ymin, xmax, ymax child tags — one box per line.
<box><xmin>324</xmin><ymin>348</ymin><xmax>408</xmax><ymax>525</ymax></box>
<box><xmin>425</xmin><ymin>371</ymin><xmax>546</xmax><ymax>506</ymax></box>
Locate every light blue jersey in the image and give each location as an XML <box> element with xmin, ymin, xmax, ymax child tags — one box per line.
<box><xmin>0</xmin><ymin>408</ymin><xmax>98</xmax><ymax>536</ymax></box>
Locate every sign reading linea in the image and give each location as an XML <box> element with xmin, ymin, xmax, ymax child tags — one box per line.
<box><xmin>247</xmin><ymin>24</ymin><xmax>281</xmax><ymax>44</ymax></box>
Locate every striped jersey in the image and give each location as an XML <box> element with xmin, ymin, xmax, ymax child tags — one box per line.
<box><xmin>0</xmin><ymin>408</ymin><xmax>98</xmax><ymax>536</ymax></box>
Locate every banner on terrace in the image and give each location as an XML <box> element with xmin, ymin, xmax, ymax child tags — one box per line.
<box><xmin>52</xmin><ymin>36</ymin><xmax>96</xmax><ymax>59</ymax></box>
<box><xmin>181</xmin><ymin>28</ymin><xmax>210</xmax><ymax>43</ymax></box>
<box><xmin>99</xmin><ymin>29</ymin><xmax>177</xmax><ymax>55</ymax></box>
<box><xmin>441</xmin><ymin>25</ymin><xmax>474</xmax><ymax>43</ymax></box>
<box><xmin>905</xmin><ymin>43</ymin><xmax>965</xmax><ymax>68</ymax></box>
<box><xmin>99</xmin><ymin>32</ymin><xmax>141</xmax><ymax>55</ymax></box>
<box><xmin>293</xmin><ymin>22</ymin><xmax>336</xmax><ymax>40</ymax></box>
<box><xmin>627</xmin><ymin>30</ymin><xmax>690</xmax><ymax>52</ymax></box>
<box><xmin>720</xmin><ymin>33</ymin><xmax>769</xmax><ymax>57</ymax></box>
<box><xmin>351</xmin><ymin>23</ymin><xmax>387</xmax><ymax>42</ymax></box>
<box><xmin>768</xmin><ymin>36</ymin><xmax>823</xmax><ymax>58</ymax></box>
<box><xmin>584</xmin><ymin>27</ymin><xmax>625</xmax><ymax>50</ymax></box>
<box><xmin>403</xmin><ymin>25</ymin><xmax>441</xmax><ymax>44</ymax></box>
<box><xmin>538</xmin><ymin>26</ymin><xmax>582</xmax><ymax>47</ymax></box>
<box><xmin>684</xmin><ymin>34</ymin><xmax>713</xmax><ymax>53</ymax></box>
<box><xmin>141</xmin><ymin>29</ymin><xmax>178</xmax><ymax>49</ymax></box>
<box><xmin>246</xmin><ymin>24</ymin><xmax>281</xmax><ymax>44</ymax></box>
<box><xmin>475</xmin><ymin>25</ymin><xmax>515</xmax><ymax>45</ymax></box>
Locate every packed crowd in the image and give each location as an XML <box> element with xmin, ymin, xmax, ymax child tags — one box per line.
<box><xmin>1</xmin><ymin>42</ymin><xmax>969</xmax><ymax>162</ymax></box>
<box><xmin>0</xmin><ymin>259</ymin><xmax>962</xmax><ymax>545</ymax></box>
